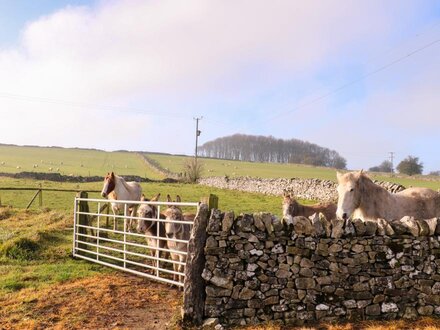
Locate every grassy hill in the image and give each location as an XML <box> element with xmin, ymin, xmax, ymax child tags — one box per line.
<box><xmin>147</xmin><ymin>153</ymin><xmax>338</xmax><ymax>180</ymax></box>
<box><xmin>0</xmin><ymin>145</ymin><xmax>163</xmax><ymax>180</ymax></box>
<box><xmin>0</xmin><ymin>145</ymin><xmax>438</xmax><ymax>191</ymax></box>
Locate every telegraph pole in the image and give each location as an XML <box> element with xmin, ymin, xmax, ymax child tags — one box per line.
<box><xmin>389</xmin><ymin>151</ymin><xmax>394</xmax><ymax>174</ymax></box>
<box><xmin>194</xmin><ymin>116</ymin><xmax>203</xmax><ymax>162</ymax></box>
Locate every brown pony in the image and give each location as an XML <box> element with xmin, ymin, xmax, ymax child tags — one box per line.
<box><xmin>282</xmin><ymin>193</ymin><xmax>337</xmax><ymax>221</ymax></box>
<box><xmin>336</xmin><ymin>170</ymin><xmax>440</xmax><ymax>221</ymax></box>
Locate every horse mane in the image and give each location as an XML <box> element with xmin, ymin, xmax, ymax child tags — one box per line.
<box><xmin>357</xmin><ymin>173</ymin><xmax>393</xmax><ymax>219</ymax></box>
<box><xmin>114</xmin><ymin>174</ymin><xmax>131</xmax><ymax>191</ymax></box>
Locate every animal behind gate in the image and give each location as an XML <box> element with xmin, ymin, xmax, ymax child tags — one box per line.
<box><xmin>282</xmin><ymin>193</ymin><xmax>336</xmax><ymax>221</ymax></box>
<box><xmin>336</xmin><ymin>170</ymin><xmax>440</xmax><ymax>221</ymax></box>
<box><xmin>136</xmin><ymin>193</ymin><xmax>169</xmax><ymax>263</ymax></box>
<box><xmin>101</xmin><ymin>172</ymin><xmax>142</xmax><ymax>231</ymax></box>
<box><xmin>164</xmin><ymin>194</ymin><xmax>192</xmax><ymax>284</ymax></box>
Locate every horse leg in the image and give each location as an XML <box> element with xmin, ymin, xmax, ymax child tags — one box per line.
<box><xmin>124</xmin><ymin>205</ymin><xmax>138</xmax><ymax>233</ymax></box>
<box><xmin>112</xmin><ymin>209</ymin><xmax>117</xmax><ymax>231</ymax></box>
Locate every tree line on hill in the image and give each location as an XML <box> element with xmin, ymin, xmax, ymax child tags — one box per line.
<box><xmin>198</xmin><ymin>134</ymin><xmax>347</xmax><ymax>169</ymax></box>
<box><xmin>368</xmin><ymin>155</ymin><xmax>440</xmax><ymax>176</ymax></box>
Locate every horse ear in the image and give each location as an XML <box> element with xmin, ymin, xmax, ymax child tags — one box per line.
<box><xmin>151</xmin><ymin>193</ymin><xmax>160</xmax><ymax>202</ymax></box>
<box><xmin>176</xmin><ymin>195</ymin><xmax>181</xmax><ymax>203</ymax></box>
<box><xmin>167</xmin><ymin>194</ymin><xmax>172</xmax><ymax>203</ymax></box>
<box><xmin>336</xmin><ymin>171</ymin><xmax>343</xmax><ymax>181</ymax></box>
<box><xmin>140</xmin><ymin>194</ymin><xmax>146</xmax><ymax>201</ymax></box>
<box><xmin>359</xmin><ymin>169</ymin><xmax>364</xmax><ymax>175</ymax></box>
<box><xmin>111</xmin><ymin>172</ymin><xmax>115</xmax><ymax>177</ymax></box>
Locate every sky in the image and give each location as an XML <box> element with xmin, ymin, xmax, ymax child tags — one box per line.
<box><xmin>0</xmin><ymin>0</ymin><xmax>439</xmax><ymax>173</ymax></box>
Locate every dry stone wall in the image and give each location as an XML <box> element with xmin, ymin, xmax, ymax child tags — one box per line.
<box><xmin>198</xmin><ymin>176</ymin><xmax>405</xmax><ymax>201</ymax></box>
<box><xmin>202</xmin><ymin>211</ymin><xmax>440</xmax><ymax>327</ymax></box>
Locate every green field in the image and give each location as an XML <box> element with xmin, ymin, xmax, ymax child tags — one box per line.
<box><xmin>0</xmin><ymin>145</ymin><xmax>163</xmax><ymax>180</ymax></box>
<box><xmin>0</xmin><ymin>177</ymin><xmax>284</xmax><ymax>217</ymax></box>
<box><xmin>147</xmin><ymin>153</ymin><xmax>339</xmax><ymax>180</ymax></box>
<box><xmin>147</xmin><ymin>153</ymin><xmax>440</xmax><ymax>190</ymax></box>
<box><xmin>1</xmin><ymin>145</ymin><xmax>438</xmax><ymax>190</ymax></box>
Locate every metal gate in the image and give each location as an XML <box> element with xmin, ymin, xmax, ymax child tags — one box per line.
<box><xmin>72</xmin><ymin>196</ymin><xmax>198</xmax><ymax>287</ymax></box>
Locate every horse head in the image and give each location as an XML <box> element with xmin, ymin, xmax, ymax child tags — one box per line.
<box><xmin>137</xmin><ymin>193</ymin><xmax>161</xmax><ymax>233</ymax></box>
<box><xmin>101</xmin><ymin>172</ymin><xmax>116</xmax><ymax>198</ymax></box>
<box><xmin>164</xmin><ymin>195</ymin><xmax>184</xmax><ymax>235</ymax></box>
<box><xmin>336</xmin><ymin>170</ymin><xmax>365</xmax><ymax>220</ymax></box>
<box><xmin>282</xmin><ymin>193</ymin><xmax>297</xmax><ymax>218</ymax></box>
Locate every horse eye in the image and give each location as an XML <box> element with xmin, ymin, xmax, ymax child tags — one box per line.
<box><xmin>350</xmin><ymin>188</ymin><xmax>354</xmax><ymax>192</ymax></box>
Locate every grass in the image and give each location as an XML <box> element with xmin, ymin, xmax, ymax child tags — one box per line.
<box><xmin>0</xmin><ymin>177</ymin><xmax>286</xmax><ymax>216</ymax></box>
<box><xmin>147</xmin><ymin>152</ymin><xmax>339</xmax><ymax>180</ymax></box>
<box><xmin>0</xmin><ymin>144</ymin><xmax>438</xmax><ymax>190</ymax></box>
<box><xmin>0</xmin><ymin>145</ymin><xmax>164</xmax><ymax>179</ymax></box>
<box><xmin>0</xmin><ymin>209</ymin><xmax>109</xmax><ymax>297</ymax></box>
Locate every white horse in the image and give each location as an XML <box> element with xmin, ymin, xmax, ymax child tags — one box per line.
<box><xmin>336</xmin><ymin>170</ymin><xmax>440</xmax><ymax>221</ymax></box>
<box><xmin>101</xmin><ymin>172</ymin><xmax>142</xmax><ymax>231</ymax></box>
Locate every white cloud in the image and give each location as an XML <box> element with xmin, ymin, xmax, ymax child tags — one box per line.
<box><xmin>0</xmin><ymin>0</ymin><xmax>437</xmax><ymax>165</ymax></box>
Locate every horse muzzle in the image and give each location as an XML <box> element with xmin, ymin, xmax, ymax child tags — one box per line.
<box><xmin>101</xmin><ymin>192</ymin><xmax>107</xmax><ymax>198</ymax></box>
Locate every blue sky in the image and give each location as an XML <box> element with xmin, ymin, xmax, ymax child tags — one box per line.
<box><xmin>0</xmin><ymin>0</ymin><xmax>439</xmax><ymax>173</ymax></box>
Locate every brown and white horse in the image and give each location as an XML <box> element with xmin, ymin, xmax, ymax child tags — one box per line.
<box><xmin>101</xmin><ymin>172</ymin><xmax>142</xmax><ymax>231</ymax></box>
<box><xmin>336</xmin><ymin>170</ymin><xmax>440</xmax><ymax>221</ymax></box>
<box><xmin>136</xmin><ymin>193</ymin><xmax>169</xmax><ymax>263</ymax></box>
<box><xmin>163</xmin><ymin>194</ymin><xmax>192</xmax><ymax>284</ymax></box>
<box><xmin>282</xmin><ymin>193</ymin><xmax>336</xmax><ymax>221</ymax></box>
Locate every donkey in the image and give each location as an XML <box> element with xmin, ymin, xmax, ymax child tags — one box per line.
<box><xmin>101</xmin><ymin>172</ymin><xmax>142</xmax><ymax>231</ymax></box>
<box><xmin>336</xmin><ymin>170</ymin><xmax>440</xmax><ymax>221</ymax></box>
<box><xmin>282</xmin><ymin>193</ymin><xmax>337</xmax><ymax>222</ymax></box>
<box><xmin>163</xmin><ymin>194</ymin><xmax>192</xmax><ymax>284</ymax></box>
<box><xmin>136</xmin><ymin>193</ymin><xmax>169</xmax><ymax>263</ymax></box>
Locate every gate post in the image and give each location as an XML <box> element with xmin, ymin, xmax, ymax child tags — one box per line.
<box><xmin>182</xmin><ymin>203</ymin><xmax>209</xmax><ymax>326</ymax></box>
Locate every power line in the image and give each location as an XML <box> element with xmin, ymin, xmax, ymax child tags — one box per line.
<box><xmin>265</xmin><ymin>37</ymin><xmax>440</xmax><ymax>123</ymax></box>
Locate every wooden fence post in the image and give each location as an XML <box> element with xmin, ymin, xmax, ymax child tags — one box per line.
<box><xmin>38</xmin><ymin>184</ymin><xmax>43</xmax><ymax>207</ymax></box>
<box><xmin>26</xmin><ymin>190</ymin><xmax>42</xmax><ymax>210</ymax></box>
<box><xmin>182</xmin><ymin>203</ymin><xmax>209</xmax><ymax>326</ymax></box>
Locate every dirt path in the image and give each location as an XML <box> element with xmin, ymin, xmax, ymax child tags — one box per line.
<box><xmin>0</xmin><ymin>273</ymin><xmax>183</xmax><ymax>329</ymax></box>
